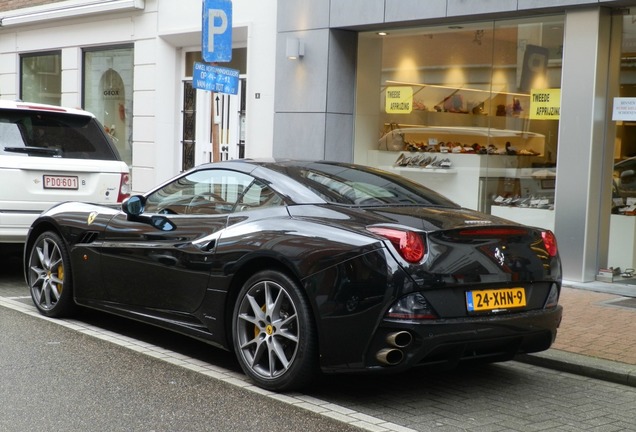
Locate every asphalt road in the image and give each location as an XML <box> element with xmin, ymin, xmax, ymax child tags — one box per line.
<box><xmin>0</xmin><ymin>305</ymin><xmax>367</xmax><ymax>432</ymax></box>
<box><xmin>3</xmin><ymin>245</ymin><xmax>636</xmax><ymax>431</ymax></box>
<box><xmin>1</xmin><ymin>246</ymin><xmax>362</xmax><ymax>432</ymax></box>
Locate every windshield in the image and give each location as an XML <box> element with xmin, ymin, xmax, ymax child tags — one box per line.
<box><xmin>271</xmin><ymin>161</ymin><xmax>460</xmax><ymax>207</ymax></box>
<box><xmin>0</xmin><ymin>108</ymin><xmax>120</xmax><ymax>160</ymax></box>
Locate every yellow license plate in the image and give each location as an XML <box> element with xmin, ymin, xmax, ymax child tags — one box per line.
<box><xmin>466</xmin><ymin>288</ymin><xmax>526</xmax><ymax>312</ymax></box>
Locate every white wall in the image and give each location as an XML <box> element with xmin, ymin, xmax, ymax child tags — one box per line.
<box><xmin>0</xmin><ymin>0</ymin><xmax>277</xmax><ymax>192</ymax></box>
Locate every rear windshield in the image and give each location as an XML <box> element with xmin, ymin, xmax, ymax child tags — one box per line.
<box><xmin>0</xmin><ymin>108</ymin><xmax>120</xmax><ymax>160</ymax></box>
<box><xmin>272</xmin><ymin>161</ymin><xmax>460</xmax><ymax>208</ymax></box>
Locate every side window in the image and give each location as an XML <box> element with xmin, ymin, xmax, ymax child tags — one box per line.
<box><xmin>144</xmin><ymin>169</ymin><xmax>254</xmax><ymax>215</ymax></box>
<box><xmin>0</xmin><ymin>122</ymin><xmax>26</xmax><ymax>155</ymax></box>
<box><xmin>236</xmin><ymin>182</ymin><xmax>284</xmax><ymax>211</ymax></box>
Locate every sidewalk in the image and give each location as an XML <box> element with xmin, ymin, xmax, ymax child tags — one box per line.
<box><xmin>518</xmin><ymin>281</ymin><xmax>636</xmax><ymax>386</ymax></box>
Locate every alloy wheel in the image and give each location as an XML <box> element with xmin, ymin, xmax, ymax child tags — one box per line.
<box><xmin>235</xmin><ymin>279</ymin><xmax>300</xmax><ymax>380</ymax></box>
<box><xmin>27</xmin><ymin>232</ymin><xmax>75</xmax><ymax>317</ymax></box>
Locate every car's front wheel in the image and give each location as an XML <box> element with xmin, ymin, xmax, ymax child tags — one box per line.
<box><xmin>232</xmin><ymin>270</ymin><xmax>317</xmax><ymax>391</ymax></box>
<box><xmin>26</xmin><ymin>231</ymin><xmax>76</xmax><ymax>317</ymax></box>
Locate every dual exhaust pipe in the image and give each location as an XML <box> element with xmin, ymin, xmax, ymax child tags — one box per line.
<box><xmin>375</xmin><ymin>331</ymin><xmax>413</xmax><ymax>366</ymax></box>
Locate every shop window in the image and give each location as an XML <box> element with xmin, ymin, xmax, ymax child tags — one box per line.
<box><xmin>357</xmin><ymin>16</ymin><xmax>564</xmax><ymax>231</ymax></box>
<box><xmin>20</xmin><ymin>51</ymin><xmax>61</xmax><ymax>105</ymax></box>
<box><xmin>83</xmin><ymin>46</ymin><xmax>134</xmax><ymax>166</ymax></box>
<box><xmin>614</xmin><ymin>13</ymin><xmax>636</xmax><ymax>210</ymax></box>
<box><xmin>608</xmin><ymin>13</ymin><xmax>636</xmax><ymax>273</ymax></box>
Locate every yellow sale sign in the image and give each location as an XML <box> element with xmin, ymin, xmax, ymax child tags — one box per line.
<box><xmin>385</xmin><ymin>87</ymin><xmax>413</xmax><ymax>114</ymax></box>
<box><xmin>529</xmin><ymin>88</ymin><xmax>561</xmax><ymax>120</ymax></box>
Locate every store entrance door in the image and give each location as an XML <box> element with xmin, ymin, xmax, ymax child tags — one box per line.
<box><xmin>212</xmin><ymin>77</ymin><xmax>246</xmax><ymax>161</ymax></box>
<box><xmin>181</xmin><ymin>49</ymin><xmax>247</xmax><ymax>169</ymax></box>
<box><xmin>180</xmin><ymin>78</ymin><xmax>245</xmax><ymax>168</ymax></box>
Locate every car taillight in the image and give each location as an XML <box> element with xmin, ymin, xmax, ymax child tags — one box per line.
<box><xmin>368</xmin><ymin>227</ymin><xmax>425</xmax><ymax>263</ymax></box>
<box><xmin>541</xmin><ymin>230</ymin><xmax>558</xmax><ymax>257</ymax></box>
<box><xmin>117</xmin><ymin>173</ymin><xmax>131</xmax><ymax>202</ymax></box>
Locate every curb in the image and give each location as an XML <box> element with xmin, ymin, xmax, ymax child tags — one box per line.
<box><xmin>516</xmin><ymin>349</ymin><xmax>636</xmax><ymax>387</ymax></box>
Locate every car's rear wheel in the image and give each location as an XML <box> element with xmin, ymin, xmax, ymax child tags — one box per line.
<box><xmin>26</xmin><ymin>231</ymin><xmax>76</xmax><ymax>317</ymax></box>
<box><xmin>232</xmin><ymin>270</ymin><xmax>317</xmax><ymax>391</ymax></box>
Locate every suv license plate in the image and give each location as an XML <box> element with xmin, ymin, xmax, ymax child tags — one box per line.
<box><xmin>466</xmin><ymin>287</ymin><xmax>526</xmax><ymax>312</ymax></box>
<box><xmin>43</xmin><ymin>175</ymin><xmax>79</xmax><ymax>190</ymax></box>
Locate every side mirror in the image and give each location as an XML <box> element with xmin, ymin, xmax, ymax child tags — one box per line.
<box><xmin>121</xmin><ymin>195</ymin><xmax>176</xmax><ymax>231</ymax></box>
<box><xmin>122</xmin><ymin>195</ymin><xmax>146</xmax><ymax>216</ymax></box>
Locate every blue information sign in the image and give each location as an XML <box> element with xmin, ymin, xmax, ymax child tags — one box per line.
<box><xmin>202</xmin><ymin>0</ymin><xmax>232</xmax><ymax>63</ymax></box>
<box><xmin>192</xmin><ymin>62</ymin><xmax>239</xmax><ymax>95</ymax></box>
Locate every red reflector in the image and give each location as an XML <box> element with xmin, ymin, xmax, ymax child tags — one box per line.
<box><xmin>458</xmin><ymin>227</ymin><xmax>529</xmax><ymax>236</ymax></box>
<box><xmin>541</xmin><ymin>231</ymin><xmax>558</xmax><ymax>257</ymax></box>
<box><xmin>368</xmin><ymin>227</ymin><xmax>425</xmax><ymax>263</ymax></box>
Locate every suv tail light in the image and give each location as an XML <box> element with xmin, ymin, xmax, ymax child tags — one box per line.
<box><xmin>368</xmin><ymin>226</ymin><xmax>425</xmax><ymax>263</ymax></box>
<box><xmin>117</xmin><ymin>173</ymin><xmax>131</xmax><ymax>202</ymax></box>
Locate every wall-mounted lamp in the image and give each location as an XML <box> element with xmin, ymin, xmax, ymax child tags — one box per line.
<box><xmin>286</xmin><ymin>38</ymin><xmax>305</xmax><ymax>60</ymax></box>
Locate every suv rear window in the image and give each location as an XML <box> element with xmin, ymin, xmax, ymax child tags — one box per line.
<box><xmin>0</xmin><ymin>108</ymin><xmax>120</xmax><ymax>160</ymax></box>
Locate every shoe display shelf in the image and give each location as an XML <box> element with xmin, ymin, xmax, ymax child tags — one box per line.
<box><xmin>368</xmin><ymin>147</ymin><xmax>552</xmax><ymax>217</ymax></box>
<box><xmin>369</xmin><ymin>125</ymin><xmax>556</xmax><ymax>229</ymax></box>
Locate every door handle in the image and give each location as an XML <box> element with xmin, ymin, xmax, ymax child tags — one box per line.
<box><xmin>149</xmin><ymin>253</ymin><xmax>178</xmax><ymax>266</ymax></box>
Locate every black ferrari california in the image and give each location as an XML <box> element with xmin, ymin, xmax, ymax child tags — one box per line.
<box><xmin>24</xmin><ymin>160</ymin><xmax>562</xmax><ymax>391</ymax></box>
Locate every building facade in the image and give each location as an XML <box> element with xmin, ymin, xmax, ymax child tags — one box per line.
<box><xmin>2</xmin><ymin>0</ymin><xmax>636</xmax><ymax>284</ymax></box>
<box><xmin>274</xmin><ymin>1</ymin><xmax>636</xmax><ymax>284</ymax></box>
<box><xmin>0</xmin><ymin>0</ymin><xmax>278</xmax><ymax>192</ymax></box>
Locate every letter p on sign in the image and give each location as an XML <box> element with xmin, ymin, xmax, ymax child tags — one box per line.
<box><xmin>207</xmin><ymin>9</ymin><xmax>227</xmax><ymax>52</ymax></box>
<box><xmin>202</xmin><ymin>0</ymin><xmax>232</xmax><ymax>62</ymax></box>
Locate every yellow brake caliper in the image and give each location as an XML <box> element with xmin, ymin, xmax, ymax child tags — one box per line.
<box><xmin>56</xmin><ymin>264</ymin><xmax>64</xmax><ymax>294</ymax></box>
<box><xmin>255</xmin><ymin>304</ymin><xmax>267</xmax><ymax>338</ymax></box>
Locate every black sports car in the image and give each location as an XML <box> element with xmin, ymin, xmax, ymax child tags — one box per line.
<box><xmin>24</xmin><ymin>160</ymin><xmax>562</xmax><ymax>391</ymax></box>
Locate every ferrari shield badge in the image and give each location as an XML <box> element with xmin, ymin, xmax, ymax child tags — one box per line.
<box><xmin>87</xmin><ymin>211</ymin><xmax>98</xmax><ymax>225</ymax></box>
<box><xmin>494</xmin><ymin>247</ymin><xmax>505</xmax><ymax>267</ymax></box>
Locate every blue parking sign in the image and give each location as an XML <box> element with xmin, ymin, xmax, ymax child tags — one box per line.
<box><xmin>202</xmin><ymin>0</ymin><xmax>232</xmax><ymax>62</ymax></box>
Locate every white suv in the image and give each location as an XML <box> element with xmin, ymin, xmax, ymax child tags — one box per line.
<box><xmin>0</xmin><ymin>101</ymin><xmax>130</xmax><ymax>244</ymax></box>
